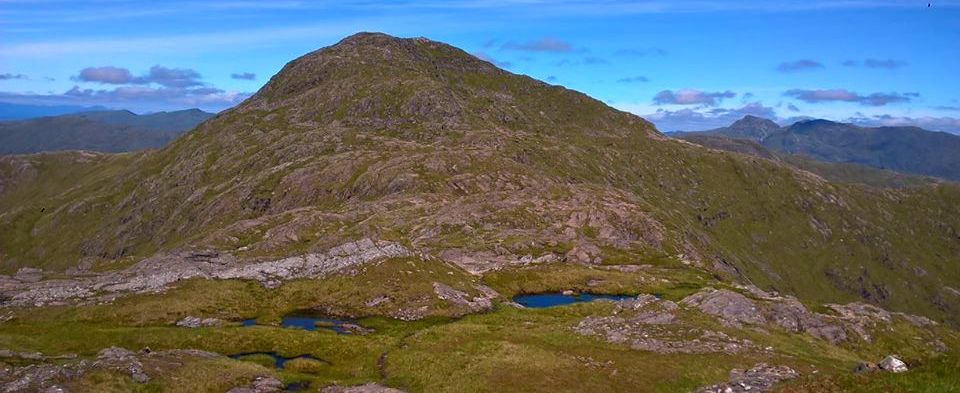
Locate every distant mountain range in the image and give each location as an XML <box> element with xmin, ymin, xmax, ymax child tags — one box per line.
<box><xmin>671</xmin><ymin>115</ymin><xmax>960</xmax><ymax>181</ymax></box>
<box><xmin>0</xmin><ymin>109</ymin><xmax>214</xmax><ymax>155</ymax></box>
<box><xmin>0</xmin><ymin>102</ymin><xmax>108</xmax><ymax>121</ymax></box>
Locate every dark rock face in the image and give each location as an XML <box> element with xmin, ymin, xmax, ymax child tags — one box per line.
<box><xmin>694</xmin><ymin>363</ymin><xmax>800</xmax><ymax>393</ymax></box>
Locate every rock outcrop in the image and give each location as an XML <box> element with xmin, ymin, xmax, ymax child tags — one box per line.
<box><xmin>0</xmin><ymin>347</ymin><xmax>220</xmax><ymax>392</ymax></box>
<box><xmin>176</xmin><ymin>316</ymin><xmax>225</xmax><ymax>328</ymax></box>
<box><xmin>0</xmin><ymin>239</ymin><xmax>412</xmax><ymax>307</ymax></box>
<box><xmin>227</xmin><ymin>376</ymin><xmax>285</xmax><ymax>393</ymax></box>
<box><xmin>432</xmin><ymin>282</ymin><xmax>499</xmax><ymax>315</ymax></box>
<box><xmin>679</xmin><ymin>288</ymin><xmax>937</xmax><ymax>345</ymax></box>
<box><xmin>680</xmin><ymin>289</ymin><xmax>765</xmax><ymax>327</ymax></box>
<box><xmin>694</xmin><ymin>363</ymin><xmax>799</xmax><ymax>393</ymax></box>
<box><xmin>575</xmin><ymin>295</ymin><xmax>757</xmax><ymax>354</ymax></box>
<box><xmin>321</xmin><ymin>383</ymin><xmax>407</xmax><ymax>393</ymax></box>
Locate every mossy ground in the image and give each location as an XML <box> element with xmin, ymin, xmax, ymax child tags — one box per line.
<box><xmin>1</xmin><ymin>260</ymin><xmax>955</xmax><ymax>392</ymax></box>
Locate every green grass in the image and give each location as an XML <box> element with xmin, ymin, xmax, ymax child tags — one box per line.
<box><xmin>777</xmin><ymin>354</ymin><xmax>960</xmax><ymax>393</ymax></box>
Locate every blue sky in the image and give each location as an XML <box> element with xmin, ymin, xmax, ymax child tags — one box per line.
<box><xmin>1</xmin><ymin>0</ymin><xmax>959</xmax><ymax>132</ymax></box>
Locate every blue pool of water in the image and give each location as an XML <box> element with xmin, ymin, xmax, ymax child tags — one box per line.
<box><xmin>241</xmin><ymin>315</ymin><xmax>358</xmax><ymax>334</ymax></box>
<box><xmin>513</xmin><ymin>293</ymin><xmax>635</xmax><ymax>308</ymax></box>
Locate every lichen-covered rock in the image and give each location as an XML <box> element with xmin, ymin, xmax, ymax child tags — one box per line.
<box><xmin>321</xmin><ymin>383</ymin><xmax>407</xmax><ymax>393</ymax></box>
<box><xmin>227</xmin><ymin>376</ymin><xmax>285</xmax><ymax>393</ymax></box>
<box><xmin>681</xmin><ymin>288</ymin><xmax>765</xmax><ymax>327</ymax></box>
<box><xmin>431</xmin><ymin>282</ymin><xmax>498</xmax><ymax>315</ymax></box>
<box><xmin>0</xmin><ymin>348</ymin><xmax>220</xmax><ymax>392</ymax></box>
<box><xmin>694</xmin><ymin>363</ymin><xmax>799</xmax><ymax>393</ymax></box>
<box><xmin>94</xmin><ymin>347</ymin><xmax>149</xmax><ymax>383</ymax></box>
<box><xmin>0</xmin><ymin>239</ymin><xmax>412</xmax><ymax>307</ymax></box>
<box><xmin>762</xmin><ymin>297</ymin><xmax>847</xmax><ymax>344</ymax></box>
<box><xmin>175</xmin><ymin>316</ymin><xmax>224</xmax><ymax>328</ymax></box>
<box><xmin>576</xmin><ymin>295</ymin><xmax>755</xmax><ymax>354</ymax></box>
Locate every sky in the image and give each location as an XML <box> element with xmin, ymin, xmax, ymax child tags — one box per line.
<box><xmin>1</xmin><ymin>0</ymin><xmax>959</xmax><ymax>132</ymax></box>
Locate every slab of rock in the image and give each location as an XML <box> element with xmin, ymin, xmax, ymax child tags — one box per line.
<box><xmin>825</xmin><ymin>303</ymin><xmax>892</xmax><ymax>342</ymax></box>
<box><xmin>94</xmin><ymin>347</ymin><xmax>149</xmax><ymax>383</ymax></box>
<box><xmin>0</xmin><ymin>239</ymin><xmax>412</xmax><ymax>307</ymax></box>
<box><xmin>13</xmin><ymin>268</ymin><xmax>42</xmax><ymax>283</ymax></box>
<box><xmin>432</xmin><ymin>282</ymin><xmax>498</xmax><ymax>314</ymax></box>
<box><xmin>762</xmin><ymin>297</ymin><xmax>847</xmax><ymax>344</ymax></box>
<box><xmin>365</xmin><ymin>295</ymin><xmax>391</xmax><ymax>307</ymax></box>
<box><xmin>681</xmin><ymin>288</ymin><xmax>765</xmax><ymax>327</ymax></box>
<box><xmin>576</xmin><ymin>295</ymin><xmax>754</xmax><ymax>354</ymax></box>
<box><xmin>695</xmin><ymin>363</ymin><xmax>799</xmax><ymax>393</ymax></box>
<box><xmin>321</xmin><ymin>383</ymin><xmax>407</xmax><ymax>393</ymax></box>
<box><xmin>227</xmin><ymin>376</ymin><xmax>285</xmax><ymax>393</ymax></box>
<box><xmin>176</xmin><ymin>316</ymin><xmax>224</xmax><ymax>328</ymax></box>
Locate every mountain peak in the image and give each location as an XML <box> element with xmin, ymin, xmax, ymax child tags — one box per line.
<box><xmin>730</xmin><ymin>115</ymin><xmax>780</xmax><ymax>131</ymax></box>
<box><xmin>237</xmin><ymin>31</ymin><xmax>651</xmax><ymax>139</ymax></box>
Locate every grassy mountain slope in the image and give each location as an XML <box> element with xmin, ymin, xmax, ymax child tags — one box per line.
<box><xmin>0</xmin><ymin>109</ymin><xmax>213</xmax><ymax>154</ymax></box>
<box><xmin>1</xmin><ymin>32</ymin><xmax>959</xmax><ymax>331</ymax></box>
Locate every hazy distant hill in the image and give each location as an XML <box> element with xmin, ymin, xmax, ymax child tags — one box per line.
<box><xmin>0</xmin><ymin>102</ymin><xmax>107</xmax><ymax>120</ymax></box>
<box><xmin>677</xmin><ymin>133</ymin><xmax>941</xmax><ymax>188</ymax></box>
<box><xmin>673</xmin><ymin>115</ymin><xmax>960</xmax><ymax>180</ymax></box>
<box><xmin>0</xmin><ymin>109</ymin><xmax>214</xmax><ymax>154</ymax></box>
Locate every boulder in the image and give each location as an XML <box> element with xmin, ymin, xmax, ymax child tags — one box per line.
<box><xmin>878</xmin><ymin>356</ymin><xmax>908</xmax><ymax>373</ymax></box>
<box><xmin>695</xmin><ymin>363</ymin><xmax>799</xmax><ymax>393</ymax></box>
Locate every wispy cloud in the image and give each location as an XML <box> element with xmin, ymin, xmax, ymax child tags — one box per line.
<box><xmin>842</xmin><ymin>58</ymin><xmax>908</xmax><ymax>69</ymax></box>
<box><xmin>502</xmin><ymin>37</ymin><xmax>572</xmax><ymax>53</ymax></box>
<box><xmin>846</xmin><ymin>114</ymin><xmax>960</xmax><ymax>133</ymax></box>
<box><xmin>0</xmin><ymin>85</ymin><xmax>249</xmax><ymax>112</ymax></box>
<box><xmin>0</xmin><ymin>73</ymin><xmax>28</xmax><ymax>80</ymax></box>
<box><xmin>776</xmin><ymin>59</ymin><xmax>824</xmax><ymax>73</ymax></box>
<box><xmin>614</xmin><ymin>47</ymin><xmax>667</xmax><ymax>57</ymax></box>
<box><xmin>231</xmin><ymin>72</ymin><xmax>257</xmax><ymax>80</ymax></box>
<box><xmin>0</xmin><ymin>21</ymin><xmax>380</xmax><ymax>57</ymax></box>
<box><xmin>616</xmin><ymin>76</ymin><xmax>649</xmax><ymax>83</ymax></box>
<box><xmin>654</xmin><ymin>89</ymin><xmax>736</xmax><ymax>106</ymax></box>
<box><xmin>74</xmin><ymin>65</ymin><xmax>203</xmax><ymax>88</ymax></box>
<box><xmin>784</xmin><ymin>88</ymin><xmax>917</xmax><ymax>106</ymax></box>
<box><xmin>643</xmin><ymin>102</ymin><xmax>778</xmax><ymax>131</ymax></box>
